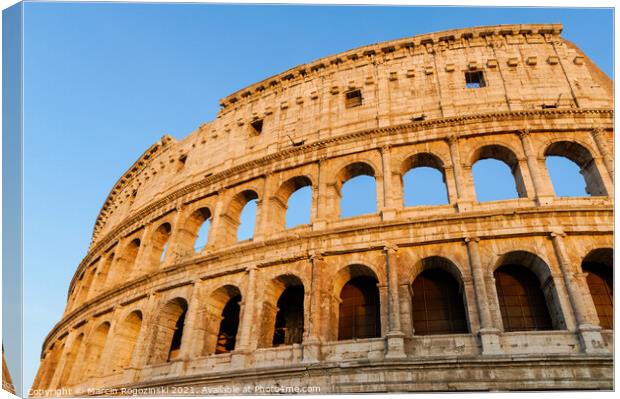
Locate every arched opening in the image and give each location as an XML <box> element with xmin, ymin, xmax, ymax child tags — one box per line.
<box><xmin>272</xmin><ymin>285</ymin><xmax>304</xmax><ymax>347</ymax></box>
<box><xmin>402</xmin><ymin>153</ymin><xmax>449</xmax><ymax>206</ymax></box>
<box><xmin>472</xmin><ymin>145</ymin><xmax>526</xmax><ymax>202</ymax></box>
<box><xmin>224</xmin><ymin>190</ymin><xmax>259</xmax><ymax>242</ymax></box>
<box><xmin>494</xmin><ymin>264</ymin><xmax>554</xmax><ymax>332</ymax></box>
<box><xmin>37</xmin><ymin>342</ymin><xmax>64</xmax><ymax>390</ymax></box>
<box><xmin>111</xmin><ymin>311</ymin><xmax>143</xmax><ymax>372</ymax></box>
<box><xmin>98</xmin><ymin>251</ymin><xmax>115</xmax><ymax>290</ymax></box>
<box><xmin>338</xmin><ymin>162</ymin><xmax>377</xmax><ymax>218</ymax></box>
<box><xmin>203</xmin><ymin>285</ymin><xmax>242</xmax><ymax>356</ymax></box>
<box><xmin>185</xmin><ymin>207</ymin><xmax>212</xmax><ymax>253</ymax></box>
<box><xmin>76</xmin><ymin>265</ymin><xmax>97</xmax><ymax>304</ymax></box>
<box><xmin>148</xmin><ymin>298</ymin><xmax>188</xmax><ymax>364</ymax></box>
<box><xmin>582</xmin><ymin>248</ymin><xmax>613</xmax><ymax>329</ymax></box>
<box><xmin>411</xmin><ymin>267</ymin><xmax>468</xmax><ymax>335</ymax></box>
<box><xmin>271</xmin><ymin>176</ymin><xmax>313</xmax><ymax>230</ymax></box>
<box><xmin>256</xmin><ymin>275</ymin><xmax>305</xmax><ymax>348</ymax></box>
<box><xmin>338</xmin><ymin>275</ymin><xmax>381</xmax><ymax>340</ymax></box>
<box><xmin>82</xmin><ymin>322</ymin><xmax>111</xmax><ymax>379</ymax></box>
<box><xmin>216</xmin><ymin>295</ymin><xmax>241</xmax><ymax>354</ymax></box>
<box><xmin>58</xmin><ymin>333</ymin><xmax>83</xmax><ymax>386</ymax></box>
<box><xmin>149</xmin><ymin>223</ymin><xmax>172</xmax><ymax>268</ymax></box>
<box><xmin>281</xmin><ymin>176</ymin><xmax>313</xmax><ymax>229</ymax></box>
<box><xmin>109</xmin><ymin>238</ymin><xmax>140</xmax><ymax>285</ymax></box>
<box><xmin>545</xmin><ymin>141</ymin><xmax>607</xmax><ymax>196</ymax></box>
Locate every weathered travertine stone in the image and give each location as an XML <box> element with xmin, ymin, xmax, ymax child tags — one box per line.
<box><xmin>32</xmin><ymin>24</ymin><xmax>613</xmax><ymax>396</ymax></box>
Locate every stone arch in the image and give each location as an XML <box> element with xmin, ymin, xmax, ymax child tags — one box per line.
<box><xmin>336</xmin><ymin>162</ymin><xmax>377</xmax><ymax>218</ymax></box>
<box><xmin>492</xmin><ymin>251</ymin><xmax>563</xmax><ymax>331</ymax></box>
<box><xmin>98</xmin><ymin>251</ymin><xmax>116</xmax><ymax>291</ymax></box>
<box><xmin>258</xmin><ymin>274</ymin><xmax>305</xmax><ymax>348</ymax></box>
<box><xmin>401</xmin><ymin>152</ymin><xmax>450</xmax><ymax>206</ymax></box>
<box><xmin>147</xmin><ymin>222</ymin><xmax>172</xmax><ymax>271</ymax></box>
<box><xmin>581</xmin><ymin>248</ymin><xmax>613</xmax><ymax>329</ymax></box>
<box><xmin>272</xmin><ymin>176</ymin><xmax>313</xmax><ymax>230</ymax></box>
<box><xmin>410</xmin><ymin>256</ymin><xmax>469</xmax><ymax>335</ymax></box>
<box><xmin>75</xmin><ymin>262</ymin><xmax>97</xmax><ymax>305</ymax></box>
<box><xmin>331</xmin><ymin>264</ymin><xmax>381</xmax><ymax>341</ymax></box>
<box><xmin>544</xmin><ymin>140</ymin><xmax>607</xmax><ymax>196</ymax></box>
<box><xmin>108</xmin><ymin>238</ymin><xmax>141</xmax><ymax>286</ymax></box>
<box><xmin>110</xmin><ymin>310</ymin><xmax>143</xmax><ymax>372</ymax></box>
<box><xmin>81</xmin><ymin>321</ymin><xmax>111</xmax><ymax>380</ymax></box>
<box><xmin>223</xmin><ymin>189</ymin><xmax>259</xmax><ymax>243</ymax></box>
<box><xmin>37</xmin><ymin>341</ymin><xmax>65</xmax><ymax>390</ymax></box>
<box><xmin>148</xmin><ymin>297</ymin><xmax>188</xmax><ymax>364</ymax></box>
<box><xmin>58</xmin><ymin>333</ymin><xmax>83</xmax><ymax>387</ymax></box>
<box><xmin>203</xmin><ymin>285</ymin><xmax>242</xmax><ymax>355</ymax></box>
<box><xmin>175</xmin><ymin>206</ymin><xmax>213</xmax><ymax>255</ymax></box>
<box><xmin>470</xmin><ymin>144</ymin><xmax>528</xmax><ymax>200</ymax></box>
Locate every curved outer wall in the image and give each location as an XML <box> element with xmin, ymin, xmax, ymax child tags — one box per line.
<box><xmin>32</xmin><ymin>24</ymin><xmax>613</xmax><ymax>394</ymax></box>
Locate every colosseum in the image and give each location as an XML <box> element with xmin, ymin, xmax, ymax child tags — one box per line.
<box><xmin>31</xmin><ymin>23</ymin><xmax>613</xmax><ymax>395</ymax></box>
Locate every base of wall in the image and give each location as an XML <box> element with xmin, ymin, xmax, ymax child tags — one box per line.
<box><xmin>91</xmin><ymin>355</ymin><xmax>612</xmax><ymax>395</ymax></box>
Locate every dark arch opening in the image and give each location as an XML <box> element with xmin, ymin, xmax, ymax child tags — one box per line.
<box><xmin>167</xmin><ymin>306</ymin><xmax>187</xmax><ymax>361</ymax></box>
<box><xmin>216</xmin><ymin>295</ymin><xmax>241</xmax><ymax>354</ymax></box>
<box><xmin>338</xmin><ymin>276</ymin><xmax>381</xmax><ymax>340</ymax></box>
<box><xmin>494</xmin><ymin>265</ymin><xmax>553</xmax><ymax>332</ymax></box>
<box><xmin>411</xmin><ymin>268</ymin><xmax>468</xmax><ymax>335</ymax></box>
<box><xmin>582</xmin><ymin>248</ymin><xmax>613</xmax><ymax>329</ymax></box>
<box><xmin>272</xmin><ymin>285</ymin><xmax>305</xmax><ymax>346</ymax></box>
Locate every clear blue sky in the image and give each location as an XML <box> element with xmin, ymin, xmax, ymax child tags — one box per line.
<box><xmin>19</xmin><ymin>2</ymin><xmax>612</xmax><ymax>393</ymax></box>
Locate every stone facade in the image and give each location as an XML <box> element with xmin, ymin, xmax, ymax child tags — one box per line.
<box><xmin>31</xmin><ymin>24</ymin><xmax>613</xmax><ymax>395</ymax></box>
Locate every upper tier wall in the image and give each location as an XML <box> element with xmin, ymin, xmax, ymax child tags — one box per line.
<box><xmin>91</xmin><ymin>23</ymin><xmax>612</xmax><ymax>247</ymax></box>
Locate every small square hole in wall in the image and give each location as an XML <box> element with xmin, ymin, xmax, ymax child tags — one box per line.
<box><xmin>250</xmin><ymin>119</ymin><xmax>263</xmax><ymax>135</ymax></box>
<box><xmin>465</xmin><ymin>71</ymin><xmax>486</xmax><ymax>88</ymax></box>
<box><xmin>345</xmin><ymin>89</ymin><xmax>362</xmax><ymax>108</ymax></box>
<box><xmin>177</xmin><ymin>154</ymin><xmax>187</xmax><ymax>172</ymax></box>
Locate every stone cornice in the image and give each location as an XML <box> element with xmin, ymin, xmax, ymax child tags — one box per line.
<box><xmin>45</xmin><ymin>204</ymin><xmax>612</xmax><ymax>354</ymax></box>
<box><xmin>218</xmin><ymin>24</ymin><xmax>563</xmax><ymax>110</ymax></box>
<box><xmin>80</xmin><ymin>108</ymin><xmax>613</xmax><ymax>295</ymax></box>
<box><xmin>91</xmin><ymin>134</ymin><xmax>176</xmax><ymax>246</ymax></box>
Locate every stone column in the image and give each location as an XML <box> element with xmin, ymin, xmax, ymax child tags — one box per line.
<box><xmin>313</xmin><ymin>157</ymin><xmax>329</xmax><ymax>230</ymax></box>
<box><xmin>384</xmin><ymin>244</ymin><xmax>406</xmax><ymax>359</ymax></box>
<box><xmin>177</xmin><ymin>283</ymin><xmax>200</xmax><ymax>373</ymax></box>
<box><xmin>231</xmin><ymin>265</ymin><xmax>258</xmax><ymax>367</ymax></box>
<box><xmin>302</xmin><ymin>252</ymin><xmax>325</xmax><ymax>363</ymax></box>
<box><xmin>443</xmin><ymin>166</ymin><xmax>459</xmax><ymax>205</ymax></box>
<box><xmin>517</xmin><ymin>129</ymin><xmax>554</xmax><ymax>205</ymax></box>
<box><xmin>380</xmin><ymin>146</ymin><xmax>397</xmax><ymax>221</ymax></box>
<box><xmin>208</xmin><ymin>192</ymin><xmax>227</xmax><ymax>246</ymax></box>
<box><xmin>591</xmin><ymin>128</ymin><xmax>613</xmax><ymax>182</ymax></box>
<box><xmin>550</xmin><ymin>231</ymin><xmax>607</xmax><ymax>354</ymax></box>
<box><xmin>254</xmin><ymin>175</ymin><xmax>273</xmax><ymax>241</ymax></box>
<box><xmin>125</xmin><ymin>294</ymin><xmax>160</xmax><ymax>378</ymax></box>
<box><xmin>446</xmin><ymin>135</ymin><xmax>472</xmax><ymax>211</ymax></box>
<box><xmin>161</xmin><ymin>204</ymin><xmax>185</xmax><ymax>266</ymax></box>
<box><xmin>464</xmin><ymin>237</ymin><xmax>502</xmax><ymax>355</ymax></box>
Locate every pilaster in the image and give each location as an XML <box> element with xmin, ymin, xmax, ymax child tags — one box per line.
<box><xmin>383</xmin><ymin>244</ymin><xmax>406</xmax><ymax>359</ymax></box>
<box><xmin>550</xmin><ymin>231</ymin><xmax>607</xmax><ymax>354</ymax></box>
<box><xmin>465</xmin><ymin>237</ymin><xmax>503</xmax><ymax>355</ymax></box>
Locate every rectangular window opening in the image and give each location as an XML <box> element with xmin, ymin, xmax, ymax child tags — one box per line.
<box><xmin>250</xmin><ymin>119</ymin><xmax>264</xmax><ymax>135</ymax></box>
<box><xmin>465</xmin><ymin>71</ymin><xmax>486</xmax><ymax>88</ymax></box>
<box><xmin>345</xmin><ymin>89</ymin><xmax>362</xmax><ymax>108</ymax></box>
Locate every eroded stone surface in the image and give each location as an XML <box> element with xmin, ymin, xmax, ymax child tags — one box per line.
<box><xmin>32</xmin><ymin>24</ymin><xmax>613</xmax><ymax>395</ymax></box>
